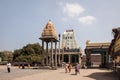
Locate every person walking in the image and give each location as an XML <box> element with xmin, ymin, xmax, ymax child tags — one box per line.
<box><xmin>84</xmin><ymin>64</ymin><xmax>87</xmax><ymax>69</ymax></box>
<box><xmin>64</xmin><ymin>63</ymin><xmax>68</xmax><ymax>73</ymax></box>
<box><xmin>68</xmin><ymin>63</ymin><xmax>72</xmax><ymax>73</ymax></box>
<box><xmin>75</xmin><ymin>63</ymin><xmax>80</xmax><ymax>75</ymax></box>
<box><xmin>6</xmin><ymin>62</ymin><xmax>11</xmax><ymax>73</ymax></box>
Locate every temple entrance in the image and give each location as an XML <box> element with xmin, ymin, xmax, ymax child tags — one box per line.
<box><xmin>64</xmin><ymin>54</ymin><xmax>69</xmax><ymax>62</ymax></box>
<box><xmin>91</xmin><ymin>54</ymin><xmax>101</xmax><ymax>67</ymax></box>
<box><xmin>63</xmin><ymin>54</ymin><xmax>79</xmax><ymax>64</ymax></box>
<box><xmin>71</xmin><ymin>54</ymin><xmax>79</xmax><ymax>64</ymax></box>
<box><xmin>85</xmin><ymin>41</ymin><xmax>110</xmax><ymax>68</ymax></box>
<box><xmin>88</xmin><ymin>51</ymin><xmax>107</xmax><ymax>68</ymax></box>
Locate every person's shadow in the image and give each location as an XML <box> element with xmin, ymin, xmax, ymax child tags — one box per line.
<box><xmin>70</xmin><ymin>73</ymin><xmax>77</xmax><ymax>75</ymax></box>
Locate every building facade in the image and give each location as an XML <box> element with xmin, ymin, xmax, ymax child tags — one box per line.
<box><xmin>85</xmin><ymin>40</ymin><xmax>110</xmax><ymax>68</ymax></box>
<box><xmin>109</xmin><ymin>27</ymin><xmax>120</xmax><ymax>64</ymax></box>
<box><xmin>61</xmin><ymin>29</ymin><xmax>82</xmax><ymax>65</ymax></box>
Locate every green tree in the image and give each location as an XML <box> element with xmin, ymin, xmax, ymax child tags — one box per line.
<box><xmin>0</xmin><ymin>51</ymin><xmax>13</xmax><ymax>61</ymax></box>
<box><xmin>13</xmin><ymin>43</ymin><xmax>44</xmax><ymax>63</ymax></box>
<box><xmin>13</xmin><ymin>49</ymin><xmax>22</xmax><ymax>61</ymax></box>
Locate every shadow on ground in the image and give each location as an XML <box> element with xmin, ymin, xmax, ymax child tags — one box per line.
<box><xmin>70</xmin><ymin>73</ymin><xmax>76</xmax><ymax>75</ymax></box>
<box><xmin>84</xmin><ymin>71</ymin><xmax>119</xmax><ymax>80</ymax></box>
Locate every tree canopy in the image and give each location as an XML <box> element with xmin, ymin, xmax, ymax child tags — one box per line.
<box><xmin>0</xmin><ymin>51</ymin><xmax>13</xmax><ymax>61</ymax></box>
<box><xmin>13</xmin><ymin>43</ymin><xmax>45</xmax><ymax>63</ymax></box>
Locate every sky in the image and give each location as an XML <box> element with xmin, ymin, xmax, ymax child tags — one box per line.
<box><xmin>0</xmin><ymin>0</ymin><xmax>120</xmax><ymax>52</ymax></box>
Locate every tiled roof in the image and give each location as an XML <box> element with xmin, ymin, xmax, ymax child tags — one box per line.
<box><xmin>85</xmin><ymin>41</ymin><xmax>110</xmax><ymax>49</ymax></box>
<box><xmin>86</xmin><ymin>42</ymin><xmax>110</xmax><ymax>47</ymax></box>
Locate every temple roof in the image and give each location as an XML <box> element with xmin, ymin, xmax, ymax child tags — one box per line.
<box><xmin>86</xmin><ymin>42</ymin><xmax>110</xmax><ymax>47</ymax></box>
<box><xmin>40</xmin><ymin>21</ymin><xmax>58</xmax><ymax>42</ymax></box>
<box><xmin>86</xmin><ymin>40</ymin><xmax>110</xmax><ymax>49</ymax></box>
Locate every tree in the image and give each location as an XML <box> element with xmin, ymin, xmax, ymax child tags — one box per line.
<box><xmin>13</xmin><ymin>43</ymin><xmax>45</xmax><ymax>63</ymax></box>
<box><xmin>13</xmin><ymin>49</ymin><xmax>22</xmax><ymax>61</ymax></box>
<box><xmin>0</xmin><ymin>51</ymin><xmax>13</xmax><ymax>61</ymax></box>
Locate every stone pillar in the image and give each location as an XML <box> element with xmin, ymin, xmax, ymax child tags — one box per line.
<box><xmin>48</xmin><ymin>45</ymin><xmax>51</xmax><ymax>66</ymax></box>
<box><xmin>58</xmin><ymin>40</ymin><xmax>60</xmax><ymax>66</ymax></box>
<box><xmin>106</xmin><ymin>51</ymin><xmax>108</xmax><ymax>64</ymax></box>
<box><xmin>101</xmin><ymin>53</ymin><xmax>103</xmax><ymax>66</ymax></box>
<box><xmin>55</xmin><ymin>42</ymin><xmax>57</xmax><ymax>68</ymax></box>
<box><xmin>68</xmin><ymin>54</ymin><xmax>71</xmax><ymax>63</ymax></box>
<box><xmin>78</xmin><ymin>53</ymin><xmax>82</xmax><ymax>65</ymax></box>
<box><xmin>51</xmin><ymin>40</ymin><xmax>53</xmax><ymax>67</ymax></box>
<box><xmin>46</xmin><ymin>42</ymin><xmax>48</xmax><ymax>66</ymax></box>
<box><xmin>108</xmin><ymin>55</ymin><xmax>111</xmax><ymax>63</ymax></box>
<box><xmin>58</xmin><ymin>34</ymin><xmax>61</xmax><ymax>66</ymax></box>
<box><xmin>86</xmin><ymin>51</ymin><xmax>91</xmax><ymax>67</ymax></box>
<box><xmin>89</xmin><ymin>54</ymin><xmax>91</xmax><ymax>67</ymax></box>
<box><xmin>42</xmin><ymin>40</ymin><xmax>44</xmax><ymax>66</ymax></box>
<box><xmin>62</xmin><ymin>48</ymin><xmax>64</xmax><ymax>63</ymax></box>
<box><xmin>101</xmin><ymin>53</ymin><xmax>104</xmax><ymax>67</ymax></box>
<box><xmin>71</xmin><ymin>55</ymin><xmax>72</xmax><ymax>63</ymax></box>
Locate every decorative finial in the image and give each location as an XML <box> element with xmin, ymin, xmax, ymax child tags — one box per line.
<box><xmin>86</xmin><ymin>40</ymin><xmax>90</xmax><ymax>45</ymax></box>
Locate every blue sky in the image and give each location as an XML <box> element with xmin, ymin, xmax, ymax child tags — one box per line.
<box><xmin>0</xmin><ymin>0</ymin><xmax>120</xmax><ymax>52</ymax></box>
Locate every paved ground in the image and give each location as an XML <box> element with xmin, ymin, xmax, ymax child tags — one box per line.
<box><xmin>0</xmin><ymin>65</ymin><xmax>119</xmax><ymax>80</ymax></box>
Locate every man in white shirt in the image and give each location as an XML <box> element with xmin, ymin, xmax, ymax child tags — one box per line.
<box><xmin>7</xmin><ymin>62</ymin><xmax>11</xmax><ymax>73</ymax></box>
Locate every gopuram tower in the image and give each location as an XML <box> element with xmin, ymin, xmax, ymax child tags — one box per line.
<box><xmin>62</xmin><ymin>29</ymin><xmax>78</xmax><ymax>49</ymax></box>
<box><xmin>61</xmin><ymin>29</ymin><xmax>82</xmax><ymax>65</ymax></box>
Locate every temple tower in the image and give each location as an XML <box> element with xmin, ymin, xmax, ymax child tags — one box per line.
<box><xmin>61</xmin><ymin>29</ymin><xmax>82</xmax><ymax>65</ymax></box>
<box><xmin>62</xmin><ymin>29</ymin><xmax>78</xmax><ymax>49</ymax></box>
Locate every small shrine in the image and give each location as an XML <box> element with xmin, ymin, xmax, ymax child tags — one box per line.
<box><xmin>39</xmin><ymin>21</ymin><xmax>58</xmax><ymax>68</ymax></box>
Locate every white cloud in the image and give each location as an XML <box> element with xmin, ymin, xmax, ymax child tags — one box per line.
<box><xmin>61</xmin><ymin>17</ymin><xmax>68</xmax><ymax>22</ymax></box>
<box><xmin>78</xmin><ymin>16</ymin><xmax>96</xmax><ymax>25</ymax></box>
<box><xmin>63</xmin><ymin>3</ymin><xmax>85</xmax><ymax>17</ymax></box>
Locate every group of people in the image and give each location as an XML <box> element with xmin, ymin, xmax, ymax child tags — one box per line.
<box><xmin>64</xmin><ymin>63</ymin><xmax>72</xmax><ymax>73</ymax></box>
<box><xmin>6</xmin><ymin>62</ymin><xmax>81</xmax><ymax>75</ymax></box>
<box><xmin>63</xmin><ymin>62</ymin><xmax>80</xmax><ymax>75</ymax></box>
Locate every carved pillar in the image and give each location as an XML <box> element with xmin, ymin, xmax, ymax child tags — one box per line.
<box><xmin>89</xmin><ymin>53</ymin><xmax>91</xmax><ymax>67</ymax></box>
<box><xmin>51</xmin><ymin>40</ymin><xmax>53</xmax><ymax>67</ymax></box>
<box><xmin>101</xmin><ymin>53</ymin><xmax>104</xmax><ymax>67</ymax></box>
<box><xmin>108</xmin><ymin>55</ymin><xmax>111</xmax><ymax>63</ymax></box>
<box><xmin>86</xmin><ymin>50</ymin><xmax>91</xmax><ymax>67</ymax></box>
<box><xmin>62</xmin><ymin>48</ymin><xmax>64</xmax><ymax>63</ymax></box>
<box><xmin>106</xmin><ymin>51</ymin><xmax>108</xmax><ymax>64</ymax></box>
<box><xmin>42</xmin><ymin>40</ymin><xmax>44</xmax><ymax>66</ymax></box>
<box><xmin>58</xmin><ymin>39</ymin><xmax>60</xmax><ymax>66</ymax></box>
<box><xmin>46</xmin><ymin>42</ymin><xmax>48</xmax><ymax>66</ymax></box>
<box><xmin>79</xmin><ymin>53</ymin><xmax>82</xmax><ymax>65</ymax></box>
<box><xmin>68</xmin><ymin>54</ymin><xmax>71</xmax><ymax>63</ymax></box>
<box><xmin>48</xmin><ymin>43</ymin><xmax>51</xmax><ymax>66</ymax></box>
<box><xmin>101</xmin><ymin>53</ymin><xmax>103</xmax><ymax>66</ymax></box>
<box><xmin>55</xmin><ymin>42</ymin><xmax>57</xmax><ymax>68</ymax></box>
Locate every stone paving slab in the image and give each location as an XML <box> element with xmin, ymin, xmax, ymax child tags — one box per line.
<box><xmin>0</xmin><ymin>66</ymin><xmax>118</xmax><ymax>80</ymax></box>
<box><xmin>14</xmin><ymin>68</ymin><xmax>118</xmax><ymax>80</ymax></box>
<box><xmin>0</xmin><ymin>66</ymin><xmax>49</xmax><ymax>80</ymax></box>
